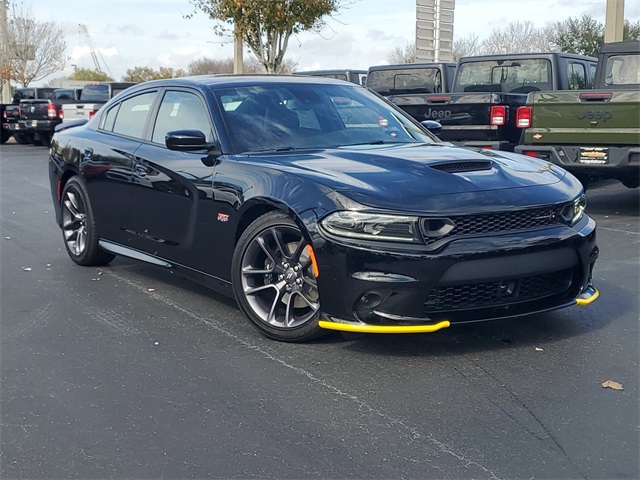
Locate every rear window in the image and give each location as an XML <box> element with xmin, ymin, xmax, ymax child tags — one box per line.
<box><xmin>455</xmin><ymin>59</ymin><xmax>552</xmax><ymax>93</ymax></box>
<box><xmin>604</xmin><ymin>54</ymin><xmax>640</xmax><ymax>85</ymax></box>
<box><xmin>366</xmin><ymin>68</ymin><xmax>444</xmax><ymax>95</ymax></box>
<box><xmin>81</xmin><ymin>84</ymin><xmax>110</xmax><ymax>102</ymax></box>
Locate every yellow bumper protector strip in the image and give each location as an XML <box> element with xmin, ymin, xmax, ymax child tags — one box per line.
<box><xmin>576</xmin><ymin>287</ymin><xmax>599</xmax><ymax>306</ymax></box>
<box><xmin>318</xmin><ymin>320</ymin><xmax>450</xmax><ymax>334</ymax></box>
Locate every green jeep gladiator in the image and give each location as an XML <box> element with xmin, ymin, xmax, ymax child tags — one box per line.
<box><xmin>515</xmin><ymin>40</ymin><xmax>639</xmax><ymax>188</ymax></box>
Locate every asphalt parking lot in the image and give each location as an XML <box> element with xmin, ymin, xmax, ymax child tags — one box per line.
<box><xmin>1</xmin><ymin>141</ymin><xmax>638</xmax><ymax>479</ymax></box>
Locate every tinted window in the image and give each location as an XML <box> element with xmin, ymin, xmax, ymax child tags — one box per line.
<box><xmin>13</xmin><ymin>89</ymin><xmax>35</xmax><ymax>101</ymax></box>
<box><xmin>81</xmin><ymin>85</ymin><xmax>110</xmax><ymax>102</ymax></box>
<box><xmin>567</xmin><ymin>62</ymin><xmax>586</xmax><ymax>90</ymax></box>
<box><xmin>367</xmin><ymin>68</ymin><xmax>443</xmax><ymax>94</ymax></box>
<box><xmin>455</xmin><ymin>59</ymin><xmax>552</xmax><ymax>93</ymax></box>
<box><xmin>214</xmin><ymin>84</ymin><xmax>433</xmax><ymax>153</ymax></box>
<box><xmin>112</xmin><ymin>92</ymin><xmax>156</xmax><ymax>139</ymax></box>
<box><xmin>101</xmin><ymin>104</ymin><xmax>120</xmax><ymax>132</ymax></box>
<box><xmin>152</xmin><ymin>90</ymin><xmax>213</xmax><ymax>144</ymax></box>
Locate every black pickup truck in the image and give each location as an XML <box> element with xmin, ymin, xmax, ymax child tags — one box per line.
<box><xmin>365</xmin><ymin>62</ymin><xmax>457</xmax><ymax>105</ymax></box>
<box><xmin>17</xmin><ymin>88</ymin><xmax>84</xmax><ymax>146</ymax></box>
<box><xmin>1</xmin><ymin>87</ymin><xmax>56</xmax><ymax>144</ymax></box>
<box><xmin>416</xmin><ymin>53</ymin><xmax>597</xmax><ymax>151</ymax></box>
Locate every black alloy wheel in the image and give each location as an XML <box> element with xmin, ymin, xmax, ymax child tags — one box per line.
<box><xmin>60</xmin><ymin>176</ymin><xmax>115</xmax><ymax>266</ymax></box>
<box><xmin>232</xmin><ymin>211</ymin><xmax>324</xmax><ymax>342</ymax></box>
<box><xmin>39</xmin><ymin>132</ymin><xmax>51</xmax><ymax>147</ymax></box>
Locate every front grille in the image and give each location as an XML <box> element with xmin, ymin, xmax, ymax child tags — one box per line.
<box><xmin>421</xmin><ymin>204</ymin><xmax>571</xmax><ymax>245</ymax></box>
<box><xmin>424</xmin><ymin>269</ymin><xmax>574</xmax><ymax>312</ymax></box>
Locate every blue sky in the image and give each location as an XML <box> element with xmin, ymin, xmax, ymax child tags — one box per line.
<box><xmin>24</xmin><ymin>0</ymin><xmax>640</xmax><ymax>83</ymax></box>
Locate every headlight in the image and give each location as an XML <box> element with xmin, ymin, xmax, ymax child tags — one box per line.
<box><xmin>320</xmin><ymin>211</ymin><xmax>422</xmax><ymax>243</ymax></box>
<box><xmin>561</xmin><ymin>194</ymin><xmax>587</xmax><ymax>226</ymax></box>
<box><xmin>572</xmin><ymin>194</ymin><xmax>587</xmax><ymax>225</ymax></box>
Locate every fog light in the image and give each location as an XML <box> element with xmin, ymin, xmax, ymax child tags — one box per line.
<box><xmin>359</xmin><ymin>292</ymin><xmax>383</xmax><ymax>309</ymax></box>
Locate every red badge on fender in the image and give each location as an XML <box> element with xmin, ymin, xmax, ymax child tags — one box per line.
<box><xmin>217</xmin><ymin>213</ymin><xmax>230</xmax><ymax>222</ymax></box>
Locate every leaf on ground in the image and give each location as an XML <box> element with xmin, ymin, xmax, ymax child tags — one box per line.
<box><xmin>148</xmin><ymin>288</ymin><xmax>156</xmax><ymax>292</ymax></box>
<box><xmin>602</xmin><ymin>380</ymin><xmax>624</xmax><ymax>391</ymax></box>
<box><xmin>535</xmin><ymin>347</ymin><xmax>544</xmax><ymax>352</ymax></box>
<box><xmin>22</xmin><ymin>267</ymin><xmax>32</xmax><ymax>271</ymax></box>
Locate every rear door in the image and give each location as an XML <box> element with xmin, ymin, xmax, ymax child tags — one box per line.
<box><xmin>84</xmin><ymin>90</ymin><xmax>159</xmax><ymax>246</ymax></box>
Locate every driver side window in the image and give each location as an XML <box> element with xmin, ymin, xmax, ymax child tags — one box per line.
<box><xmin>152</xmin><ymin>90</ymin><xmax>213</xmax><ymax>145</ymax></box>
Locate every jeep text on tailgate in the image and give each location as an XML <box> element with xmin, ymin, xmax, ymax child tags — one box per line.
<box><xmin>61</xmin><ymin>82</ymin><xmax>136</xmax><ymax>123</ymax></box>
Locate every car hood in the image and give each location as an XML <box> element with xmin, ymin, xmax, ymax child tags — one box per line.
<box><xmin>238</xmin><ymin>144</ymin><xmax>573</xmax><ymax>213</ymax></box>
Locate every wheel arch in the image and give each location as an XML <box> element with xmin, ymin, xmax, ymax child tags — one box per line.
<box><xmin>234</xmin><ymin>198</ymin><xmax>314</xmax><ymax>245</ymax></box>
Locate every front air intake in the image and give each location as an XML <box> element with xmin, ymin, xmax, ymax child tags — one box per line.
<box><xmin>429</xmin><ymin>161</ymin><xmax>493</xmax><ymax>173</ymax></box>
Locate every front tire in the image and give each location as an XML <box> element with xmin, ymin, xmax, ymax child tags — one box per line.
<box><xmin>60</xmin><ymin>176</ymin><xmax>115</xmax><ymax>266</ymax></box>
<box><xmin>232</xmin><ymin>211</ymin><xmax>324</xmax><ymax>342</ymax></box>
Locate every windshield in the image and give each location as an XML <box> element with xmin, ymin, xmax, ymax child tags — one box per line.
<box><xmin>81</xmin><ymin>84</ymin><xmax>110</xmax><ymax>102</ymax></box>
<box><xmin>366</xmin><ymin>68</ymin><xmax>444</xmax><ymax>95</ymax></box>
<box><xmin>213</xmin><ymin>83</ymin><xmax>435</xmax><ymax>154</ymax></box>
<box><xmin>455</xmin><ymin>59</ymin><xmax>552</xmax><ymax>93</ymax></box>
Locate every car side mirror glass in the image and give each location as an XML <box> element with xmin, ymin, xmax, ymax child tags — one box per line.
<box><xmin>420</xmin><ymin>120</ymin><xmax>442</xmax><ymax>136</ymax></box>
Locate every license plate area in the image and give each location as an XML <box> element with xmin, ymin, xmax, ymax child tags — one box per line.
<box><xmin>578</xmin><ymin>147</ymin><xmax>608</xmax><ymax>164</ymax></box>
<box><xmin>31</xmin><ymin>120</ymin><xmax>37</xmax><ymax>127</ymax></box>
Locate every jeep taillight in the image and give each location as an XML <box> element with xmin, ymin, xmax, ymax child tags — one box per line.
<box><xmin>516</xmin><ymin>106</ymin><xmax>532</xmax><ymax>128</ymax></box>
<box><xmin>58</xmin><ymin>109</ymin><xmax>64</xmax><ymax>120</ymax></box>
<box><xmin>490</xmin><ymin>105</ymin><xmax>506</xmax><ymax>126</ymax></box>
<box><xmin>47</xmin><ymin>103</ymin><xmax>57</xmax><ymax>118</ymax></box>
<box><xmin>89</xmin><ymin>110</ymin><xmax>96</xmax><ymax>119</ymax></box>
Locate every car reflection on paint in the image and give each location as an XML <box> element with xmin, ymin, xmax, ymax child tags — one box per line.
<box><xmin>48</xmin><ymin>75</ymin><xmax>599</xmax><ymax>342</ymax></box>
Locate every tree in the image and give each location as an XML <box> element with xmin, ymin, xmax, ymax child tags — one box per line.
<box><xmin>68</xmin><ymin>68</ymin><xmax>113</xmax><ymax>82</ymax></box>
<box><xmin>452</xmin><ymin>34</ymin><xmax>481</xmax><ymax>61</ymax></box>
<box><xmin>122</xmin><ymin>66</ymin><xmax>187</xmax><ymax>82</ymax></box>
<box><xmin>548</xmin><ymin>17</ymin><xmax>640</xmax><ymax>57</ymax></box>
<box><xmin>190</xmin><ymin>0</ymin><xmax>341</xmax><ymax>74</ymax></box>
<box><xmin>481</xmin><ymin>20</ymin><xmax>553</xmax><ymax>55</ymax></box>
<box><xmin>549</xmin><ymin>15</ymin><xmax>603</xmax><ymax>57</ymax></box>
<box><xmin>387</xmin><ymin>40</ymin><xmax>416</xmax><ymax>64</ymax></box>
<box><xmin>1</xmin><ymin>2</ymin><xmax>66</xmax><ymax>87</ymax></box>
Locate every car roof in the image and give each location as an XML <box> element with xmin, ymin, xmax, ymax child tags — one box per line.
<box><xmin>122</xmin><ymin>75</ymin><xmax>355</xmax><ymax>93</ymax></box>
<box><xmin>599</xmin><ymin>40</ymin><xmax>640</xmax><ymax>54</ymax></box>
<box><xmin>458</xmin><ymin>52</ymin><xmax>597</xmax><ymax>63</ymax></box>
<box><xmin>368</xmin><ymin>62</ymin><xmax>456</xmax><ymax>72</ymax></box>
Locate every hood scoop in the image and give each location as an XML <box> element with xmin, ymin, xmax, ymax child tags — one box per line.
<box><xmin>429</xmin><ymin>160</ymin><xmax>493</xmax><ymax>173</ymax></box>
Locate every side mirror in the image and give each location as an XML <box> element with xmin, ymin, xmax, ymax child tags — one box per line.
<box><xmin>166</xmin><ymin>130</ymin><xmax>209</xmax><ymax>151</ymax></box>
<box><xmin>166</xmin><ymin>130</ymin><xmax>222</xmax><ymax>166</ymax></box>
<box><xmin>420</xmin><ymin>120</ymin><xmax>442</xmax><ymax>136</ymax></box>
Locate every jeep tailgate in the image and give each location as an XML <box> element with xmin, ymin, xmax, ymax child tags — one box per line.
<box><xmin>525</xmin><ymin>90</ymin><xmax>640</xmax><ymax>145</ymax></box>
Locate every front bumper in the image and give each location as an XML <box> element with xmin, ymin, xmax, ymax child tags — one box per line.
<box><xmin>314</xmin><ymin>217</ymin><xmax>599</xmax><ymax>333</ymax></box>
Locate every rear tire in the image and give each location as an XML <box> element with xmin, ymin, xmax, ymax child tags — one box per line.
<box><xmin>13</xmin><ymin>132</ymin><xmax>33</xmax><ymax>144</ymax></box>
<box><xmin>0</xmin><ymin>129</ymin><xmax>10</xmax><ymax>144</ymax></box>
<box><xmin>60</xmin><ymin>176</ymin><xmax>115</xmax><ymax>266</ymax></box>
<box><xmin>231</xmin><ymin>211</ymin><xmax>325</xmax><ymax>342</ymax></box>
<box><xmin>38</xmin><ymin>132</ymin><xmax>51</xmax><ymax>147</ymax></box>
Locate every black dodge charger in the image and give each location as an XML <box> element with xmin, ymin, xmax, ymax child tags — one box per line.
<box><xmin>48</xmin><ymin>75</ymin><xmax>599</xmax><ymax>342</ymax></box>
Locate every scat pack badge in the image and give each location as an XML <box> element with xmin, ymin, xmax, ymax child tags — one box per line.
<box><xmin>217</xmin><ymin>213</ymin><xmax>230</xmax><ymax>222</ymax></box>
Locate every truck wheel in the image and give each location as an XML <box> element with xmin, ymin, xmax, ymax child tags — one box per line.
<box><xmin>39</xmin><ymin>132</ymin><xmax>51</xmax><ymax>147</ymax></box>
<box><xmin>574</xmin><ymin>174</ymin><xmax>591</xmax><ymax>191</ymax></box>
<box><xmin>13</xmin><ymin>132</ymin><xmax>31</xmax><ymax>144</ymax></box>
<box><xmin>0</xmin><ymin>129</ymin><xmax>10</xmax><ymax>144</ymax></box>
